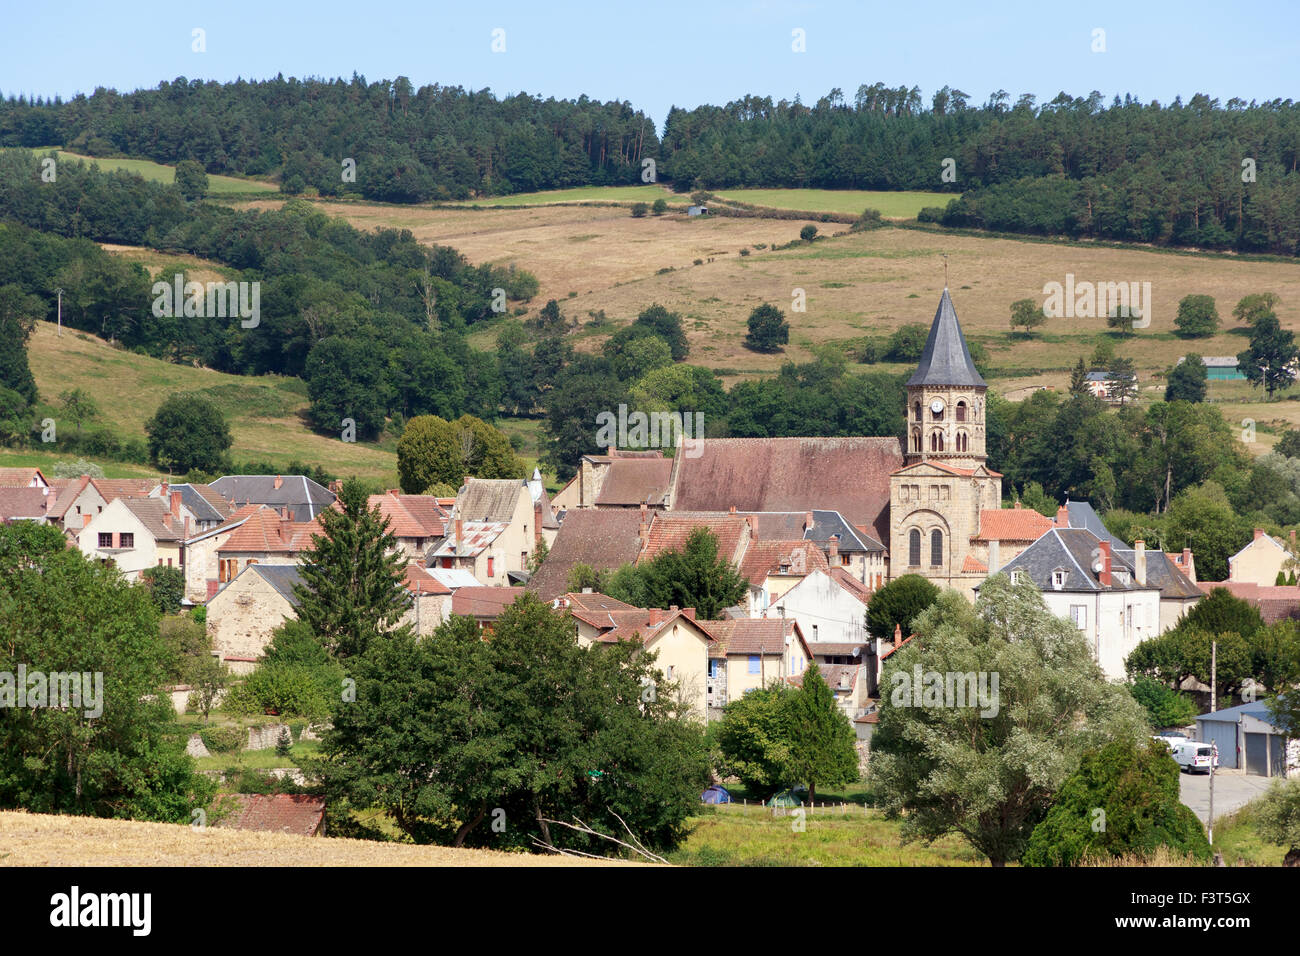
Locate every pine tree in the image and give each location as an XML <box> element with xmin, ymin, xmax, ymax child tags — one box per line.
<box><xmin>1069</xmin><ymin>357</ymin><xmax>1088</xmax><ymax>396</ymax></box>
<box><xmin>293</xmin><ymin>479</ymin><xmax>410</xmax><ymax>659</ymax></box>
<box><xmin>785</xmin><ymin>663</ymin><xmax>858</xmax><ymax>803</ymax></box>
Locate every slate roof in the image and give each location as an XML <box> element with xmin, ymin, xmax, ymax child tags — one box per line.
<box><xmin>170</xmin><ymin>483</ymin><xmax>231</xmax><ymax>524</ymax></box>
<box><xmin>1119</xmin><ymin>549</ymin><xmax>1202</xmax><ymax>599</ymax></box>
<box><xmin>671</xmin><ymin>437</ymin><xmax>902</xmax><ymax>543</ymax></box>
<box><xmin>215</xmin><ymin>794</ymin><xmax>326</xmax><ymax>837</ymax></box>
<box><xmin>210</xmin><ymin>475</ymin><xmax>335</xmax><ymax>521</ymax></box>
<box><xmin>595</xmin><ymin>457</ymin><xmax>674</xmax><ymax>506</ymax></box>
<box><xmin>456</xmin><ymin>478</ymin><xmax>527</xmax><ymax>523</ymax></box>
<box><xmin>906</xmin><ymin>288</ymin><xmax>986</xmax><ymax>388</ymax></box>
<box><xmin>527</xmin><ymin>509</ymin><xmax>645</xmax><ymax>600</ymax></box>
<box><xmin>243</xmin><ymin>564</ymin><xmax>306</xmax><ymax>606</ymax></box>
<box><xmin>1064</xmin><ymin>499</ymin><xmax>1126</xmax><ymax>548</ymax></box>
<box><xmin>995</xmin><ymin>528</ymin><xmax>1154</xmax><ymax>592</ymax></box>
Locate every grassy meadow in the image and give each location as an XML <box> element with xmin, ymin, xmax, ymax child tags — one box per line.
<box><xmin>53</xmin><ymin>149</ymin><xmax>278</xmax><ymax>194</ymax></box>
<box><xmin>712</xmin><ymin>187</ymin><xmax>956</xmax><ymax>218</ymax></box>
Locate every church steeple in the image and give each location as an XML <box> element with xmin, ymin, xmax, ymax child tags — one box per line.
<box><xmin>904</xmin><ymin>289</ymin><xmax>987</xmax><ymax>466</ymax></box>
<box><xmin>907</xmin><ymin>288</ymin><xmax>986</xmax><ymax>389</ymax></box>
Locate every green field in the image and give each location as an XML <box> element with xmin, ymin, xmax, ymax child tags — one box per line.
<box><xmin>712</xmin><ymin>187</ymin><xmax>958</xmax><ymax>218</ymax></box>
<box><xmin>52</xmin><ymin>150</ymin><xmax>278</xmax><ymax>194</ymax></box>
<box><xmin>454</xmin><ymin>185</ymin><xmax>689</xmax><ymax>207</ymax></box>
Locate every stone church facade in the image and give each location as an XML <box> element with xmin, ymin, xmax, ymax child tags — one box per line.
<box><xmin>889</xmin><ymin>289</ymin><xmax>1003</xmax><ymax>597</ymax></box>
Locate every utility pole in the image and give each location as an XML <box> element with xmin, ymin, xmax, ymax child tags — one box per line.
<box><xmin>1209</xmin><ymin>639</ymin><xmax>1216</xmax><ymax>844</ymax></box>
<box><xmin>56</xmin><ymin>287</ymin><xmax>63</xmax><ymax>336</ymax></box>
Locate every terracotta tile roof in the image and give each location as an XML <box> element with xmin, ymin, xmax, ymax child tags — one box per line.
<box><xmin>90</xmin><ymin>478</ymin><xmax>157</xmax><ymax>502</ymax></box>
<box><xmin>0</xmin><ymin>467</ymin><xmax>49</xmax><ymax>487</ymax></box>
<box><xmin>880</xmin><ymin>634</ymin><xmax>915</xmax><ymax>660</ymax></box>
<box><xmin>808</xmin><ymin>641</ymin><xmax>867</xmax><ymax>657</ymax></box>
<box><xmin>829</xmin><ymin>567</ymin><xmax>873</xmax><ymax>603</ymax></box>
<box><xmin>451</xmin><ymin>586</ymin><xmax>527</xmax><ymax>619</ymax></box>
<box><xmin>369</xmin><ymin>492</ymin><xmax>448</xmax><ymax>538</ymax></box>
<box><xmin>1195</xmin><ymin>582</ymin><xmax>1300</xmax><ymax>624</ymax></box>
<box><xmin>738</xmin><ymin>539</ymin><xmax>829</xmax><ymax>586</ymax></box>
<box><xmin>403</xmin><ymin>564</ymin><xmax>452</xmax><ymax>596</ymax></box>
<box><xmin>45</xmin><ymin>476</ymin><xmax>92</xmax><ymax>520</ymax></box>
<box><xmin>974</xmin><ymin>505</ymin><xmax>1055</xmax><ymax>542</ymax></box>
<box><xmin>787</xmin><ymin>663</ymin><xmax>861</xmax><ymax>692</ymax></box>
<box><xmin>218</xmin><ymin>508</ymin><xmax>323</xmax><ymax>554</ymax></box>
<box><xmin>640</xmin><ymin>512</ymin><xmax>750</xmax><ymax>565</ymax></box>
<box><xmin>0</xmin><ymin>487</ymin><xmax>53</xmax><ymax>521</ymax></box>
<box><xmin>700</xmin><ymin>618</ymin><xmax>804</xmax><ymax>657</ymax></box>
<box><xmin>670</xmin><ymin>437</ymin><xmax>902</xmax><ymax>543</ymax></box>
<box><xmin>595</xmin><ymin>458</ymin><xmax>674</xmax><ymax>506</ymax></box>
<box><xmin>429</xmin><ymin>520</ymin><xmax>508</xmax><ymax>558</ymax></box>
<box><xmin>572</xmin><ymin>606</ymin><xmax>709</xmax><ymax>645</ymax></box>
<box><xmin>119</xmin><ymin>497</ymin><xmax>188</xmax><ymax>542</ymax></box>
<box><xmin>961</xmin><ymin>554</ymin><xmax>989</xmax><ymax>573</ymax></box>
<box><xmin>555</xmin><ymin>592</ymin><xmax>639</xmax><ymax>613</ymax></box>
<box><xmin>527</xmin><ymin>510</ymin><xmax>645</xmax><ymax>600</ymax></box>
<box><xmin>215</xmin><ymin>794</ymin><xmax>325</xmax><ymax>836</ymax></box>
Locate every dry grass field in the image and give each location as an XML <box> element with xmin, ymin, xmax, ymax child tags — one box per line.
<box><xmin>98</xmin><ymin>243</ymin><xmax>231</xmax><ymax>285</ymax></box>
<box><xmin>0</xmin><ymin>811</ymin><xmax>626</xmax><ymax>867</ymax></box>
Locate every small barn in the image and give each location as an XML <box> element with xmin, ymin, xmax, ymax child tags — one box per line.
<box><xmin>687</xmin><ymin>205</ymin><xmax>708</xmax><ymax>217</ymax></box>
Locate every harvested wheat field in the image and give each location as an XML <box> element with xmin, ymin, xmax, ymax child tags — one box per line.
<box><xmin>0</xmin><ymin>811</ymin><xmax>633</xmax><ymax>867</ymax></box>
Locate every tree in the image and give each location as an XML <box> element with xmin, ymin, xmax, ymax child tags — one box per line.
<box><xmin>1165</xmin><ymin>355</ymin><xmax>1207</xmax><ymax>403</ymax></box>
<box><xmin>887</xmin><ymin>323</ymin><xmax>930</xmax><ymax>362</ymax></box>
<box><xmin>1275</xmin><ymin>429</ymin><xmax>1300</xmax><ymax>459</ymax></box>
<box><xmin>1174</xmin><ymin>294</ymin><xmax>1220</xmax><ymax>337</ymax></box>
<box><xmin>1068</xmin><ymin>357</ymin><xmax>1088</xmax><ymax>396</ymax></box>
<box><xmin>1232</xmin><ymin>292</ymin><xmax>1280</xmax><ymax>327</ymax></box>
<box><xmin>609</xmin><ymin>528</ymin><xmax>748</xmax><ymax>619</ymax></box>
<box><xmin>1254</xmin><ymin>779</ymin><xmax>1300</xmax><ymax>866</ymax></box>
<box><xmin>1239</xmin><ymin>313</ymin><xmax>1300</xmax><ymax>399</ymax></box>
<box><xmin>800</xmin><ymin>225</ymin><xmax>818</xmax><ymax>242</ymax></box>
<box><xmin>187</xmin><ymin>653</ymin><xmax>229</xmax><ymax>724</ymax></box>
<box><xmin>140</xmin><ymin>565</ymin><xmax>185</xmax><ymax>615</ymax></box>
<box><xmin>566</xmin><ymin>563</ymin><xmax>607</xmax><ymax>593</ymax></box>
<box><xmin>305</xmin><ymin>335</ymin><xmax>389</xmax><ymax>440</ymax></box>
<box><xmin>744</xmin><ymin>304</ymin><xmax>789</xmax><ymax>353</ymax></box>
<box><xmin>1009</xmin><ymin>298</ymin><xmax>1045</xmax><ymax>336</ymax></box>
<box><xmin>869</xmin><ymin>576</ymin><xmax>1149</xmax><ymax>866</ymax></box>
<box><xmin>866</xmin><ymin>573</ymin><xmax>939</xmax><ymax>640</ymax></box>
<box><xmin>651</xmin><ymin>198</ymin><xmax>668</xmax><ymax>216</ymax></box>
<box><xmin>293</xmin><ymin>479</ymin><xmax>410</xmax><ymax>659</ymax></box>
<box><xmin>0</xmin><ymin>283</ymin><xmax>42</xmax><ymax>405</ymax></box>
<box><xmin>145</xmin><ymin>392</ymin><xmax>232</xmax><ymax>474</ymax></box>
<box><xmin>1022</xmin><ymin>738</ymin><xmax>1210</xmax><ymax>866</ymax></box>
<box><xmin>630</xmin><ymin>202</ymin><xmax>648</xmax><ymax>218</ymax></box>
<box><xmin>1106</xmin><ymin>356</ymin><xmax>1137</xmax><ymax>406</ymax></box>
<box><xmin>1128</xmin><ymin>675</ymin><xmax>1198</xmax><ymax>728</ymax></box>
<box><xmin>785</xmin><ymin>663</ymin><xmax>858</xmax><ymax>802</ymax></box>
<box><xmin>396</xmin><ymin>414</ymin><xmax>523</xmax><ymax>494</ymax></box>
<box><xmin>174</xmin><ymin>160</ymin><xmax>209</xmax><ymax>201</ymax></box>
<box><xmin>317</xmin><ymin>594</ymin><xmax>708</xmax><ymax>852</ymax></box>
<box><xmin>0</xmin><ymin>522</ymin><xmax>215</xmax><ymax>821</ymax></box>
<box><xmin>59</xmin><ymin>389</ymin><xmax>99</xmax><ymax>435</ymax></box>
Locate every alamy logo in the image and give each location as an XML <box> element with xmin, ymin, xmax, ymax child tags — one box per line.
<box><xmin>1042</xmin><ymin>274</ymin><xmax>1151</xmax><ymax>327</ymax></box>
<box><xmin>595</xmin><ymin>404</ymin><xmax>705</xmax><ymax>458</ymax></box>
<box><xmin>152</xmin><ymin>274</ymin><xmax>260</xmax><ymax>328</ymax></box>
<box><xmin>890</xmin><ymin>665</ymin><xmax>1000</xmax><ymax>718</ymax></box>
<box><xmin>0</xmin><ymin>665</ymin><xmax>103</xmax><ymax>718</ymax></box>
<box><xmin>50</xmin><ymin>886</ymin><xmax>151</xmax><ymax>936</ymax></box>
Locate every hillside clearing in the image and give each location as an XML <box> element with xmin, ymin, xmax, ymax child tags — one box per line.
<box><xmin>712</xmin><ymin>188</ymin><xmax>956</xmax><ymax>218</ymax></box>
<box><xmin>52</xmin><ymin>150</ymin><xmax>278</xmax><ymax>194</ymax></box>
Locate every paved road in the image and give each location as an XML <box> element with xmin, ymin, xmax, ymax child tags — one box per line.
<box><xmin>1178</xmin><ymin>769</ymin><xmax>1277</xmax><ymax>824</ymax></box>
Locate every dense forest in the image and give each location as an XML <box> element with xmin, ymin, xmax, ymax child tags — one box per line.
<box><xmin>0</xmin><ymin>75</ymin><xmax>659</xmax><ymax>200</ymax></box>
<box><xmin>4</xmin><ymin>77</ymin><xmax>1298</xmax><ymax>251</ymax></box>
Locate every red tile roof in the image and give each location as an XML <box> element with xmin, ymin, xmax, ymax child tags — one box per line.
<box><xmin>1195</xmin><ymin>582</ymin><xmax>1300</xmax><ymax>624</ymax></box>
<box><xmin>452</xmin><ymin>586</ymin><xmax>527</xmax><ymax>619</ymax></box>
<box><xmin>961</xmin><ymin>554</ymin><xmax>989</xmax><ymax>573</ymax></box>
<box><xmin>829</xmin><ymin>567</ymin><xmax>873</xmax><ymax>603</ymax></box>
<box><xmin>974</xmin><ymin>505</ymin><xmax>1054</xmax><ymax>542</ymax></box>
<box><xmin>403</xmin><ymin>564</ymin><xmax>452</xmax><ymax>596</ymax></box>
<box><xmin>216</xmin><ymin>794</ymin><xmax>326</xmax><ymax>836</ymax></box>
<box><xmin>640</xmin><ymin>512</ymin><xmax>749</xmax><ymax>565</ymax></box>
<box><xmin>556</xmin><ymin>592</ymin><xmax>639</xmax><ymax>613</ymax></box>
<box><xmin>527</xmin><ymin>509</ymin><xmax>645</xmax><ymax>600</ymax></box>
<box><xmin>700</xmin><ymin>618</ymin><xmax>806</xmax><ymax>657</ymax></box>
<box><xmin>0</xmin><ymin>487</ymin><xmax>53</xmax><ymax>521</ymax></box>
<box><xmin>0</xmin><ymin>467</ymin><xmax>49</xmax><ymax>487</ymax></box>
<box><xmin>738</xmin><ymin>539</ymin><xmax>829</xmax><ymax>586</ymax></box>
<box><xmin>670</xmin><ymin>437</ymin><xmax>902</xmax><ymax>543</ymax></box>
<box><xmin>218</xmin><ymin>508</ymin><xmax>322</xmax><ymax>554</ymax></box>
<box><xmin>369</xmin><ymin>492</ymin><xmax>448</xmax><ymax>538</ymax></box>
<box><xmin>90</xmin><ymin>478</ymin><xmax>157</xmax><ymax>502</ymax></box>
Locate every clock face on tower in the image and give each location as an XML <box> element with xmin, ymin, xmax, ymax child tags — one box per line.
<box><xmin>930</xmin><ymin>398</ymin><xmax>945</xmax><ymax>415</ymax></box>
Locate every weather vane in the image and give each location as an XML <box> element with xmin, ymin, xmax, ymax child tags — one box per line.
<box><xmin>942</xmin><ymin>254</ymin><xmax>949</xmax><ymax>289</ymax></box>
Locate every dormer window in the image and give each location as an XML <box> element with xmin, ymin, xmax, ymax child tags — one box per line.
<box><xmin>1011</xmin><ymin>569</ymin><xmax>1024</xmax><ymax>585</ymax></box>
<box><xmin>1051</xmin><ymin>569</ymin><xmax>1067</xmax><ymax>590</ymax></box>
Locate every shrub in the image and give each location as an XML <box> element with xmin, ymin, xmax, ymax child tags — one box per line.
<box><xmin>800</xmin><ymin>225</ymin><xmax>818</xmax><ymax>242</ymax></box>
<box><xmin>630</xmin><ymin>202</ymin><xmax>648</xmax><ymax>218</ymax></box>
<box><xmin>200</xmin><ymin>726</ymin><xmax>244</xmax><ymax>754</ymax></box>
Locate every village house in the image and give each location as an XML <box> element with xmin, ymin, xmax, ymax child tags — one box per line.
<box><xmin>698</xmin><ymin>618</ymin><xmax>812</xmax><ymax>712</ymax></box>
<box><xmin>367</xmin><ymin>490</ymin><xmax>449</xmax><ymax>562</ymax></box>
<box><xmin>767</xmin><ymin>567</ymin><xmax>871</xmax><ymax>646</ymax></box>
<box><xmin>450</xmin><ymin>586</ymin><xmax>528</xmax><ymax>626</ymax></box>
<box><xmin>557</xmin><ymin>449</ymin><xmax>674</xmax><ymax>511</ymax></box>
<box><xmin>150</xmin><ymin>481</ymin><xmax>234</xmax><ymax>533</ymax></box>
<box><xmin>210</xmin><ymin>474</ymin><xmax>335</xmax><ymax>522</ymax></box>
<box><xmin>215</xmin><ymin>506</ymin><xmax>323</xmax><ymax>583</ymax></box>
<box><xmin>77</xmin><ymin>495</ymin><xmax>187</xmax><ymax>581</ymax></box>
<box><xmin>788</xmin><ymin>662</ymin><xmax>868</xmax><ymax>722</ymax></box>
<box><xmin>429</xmin><ymin>477</ymin><xmax>550</xmax><ymax>585</ymax></box>
<box><xmin>0</xmin><ymin>466</ymin><xmax>51</xmax><ymax>489</ymax></box>
<box><xmin>526</xmin><ymin>508</ymin><xmax>645</xmax><ymax>600</ymax></box>
<box><xmin>1228</xmin><ymin>527</ymin><xmax>1295</xmax><ymax>586</ymax></box>
<box><xmin>739</xmin><ymin>538</ymin><xmax>830</xmax><ymax>615</ymax></box>
<box><xmin>206</xmin><ymin>564</ymin><xmax>305</xmax><ymax>672</ymax></box>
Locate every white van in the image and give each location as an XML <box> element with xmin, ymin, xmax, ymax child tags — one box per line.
<box><xmin>1172</xmin><ymin>741</ymin><xmax>1218</xmax><ymax>774</ymax></box>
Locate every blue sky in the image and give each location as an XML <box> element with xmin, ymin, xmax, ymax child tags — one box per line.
<box><xmin>2</xmin><ymin>1</ymin><xmax>1297</xmax><ymax>130</ymax></box>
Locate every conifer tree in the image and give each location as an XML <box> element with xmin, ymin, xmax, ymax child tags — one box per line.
<box><xmin>786</xmin><ymin>663</ymin><xmax>858</xmax><ymax>802</ymax></box>
<box><xmin>294</xmin><ymin>479</ymin><xmax>409</xmax><ymax>659</ymax></box>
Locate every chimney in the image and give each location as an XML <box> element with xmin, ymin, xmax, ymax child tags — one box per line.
<box><xmin>533</xmin><ymin>502</ymin><xmax>543</xmax><ymax>544</ymax></box>
<box><xmin>274</xmin><ymin>475</ymin><xmax>283</xmax><ymax>490</ymax></box>
<box><xmin>170</xmin><ymin>490</ymin><xmax>182</xmax><ymax>519</ymax></box>
<box><xmin>829</xmin><ymin>535</ymin><xmax>839</xmax><ymax>563</ymax></box>
<box><xmin>893</xmin><ymin>622</ymin><xmax>902</xmax><ymax>644</ymax></box>
<box><xmin>1181</xmin><ymin>547</ymin><xmax>1196</xmax><ymax>582</ymax></box>
<box><xmin>1134</xmin><ymin>539</ymin><xmax>1147</xmax><ymax>587</ymax></box>
<box><xmin>162</xmin><ymin>511</ymin><xmax>172</xmax><ymax>530</ymax></box>
<box><xmin>455</xmin><ymin>517</ymin><xmax>464</xmax><ymax>557</ymax></box>
<box><xmin>804</xmin><ymin>511</ymin><xmax>814</xmax><ymax>533</ymax></box>
<box><xmin>747</xmin><ymin>514</ymin><xmax>758</xmax><ymax>537</ymax></box>
<box><xmin>728</xmin><ymin>505</ymin><xmax>736</xmax><ymax>514</ymax></box>
<box><xmin>1013</xmin><ymin>501</ymin><xmax>1022</xmax><ymax>510</ymax></box>
<box><xmin>1291</xmin><ymin>529</ymin><xmax>1297</xmax><ymax>550</ymax></box>
<box><xmin>1056</xmin><ymin>505</ymin><xmax>1069</xmax><ymax>528</ymax></box>
<box><xmin>639</xmin><ymin>502</ymin><xmax>648</xmax><ymax>542</ymax></box>
<box><xmin>683</xmin><ymin>607</ymin><xmax>696</xmax><ymax>620</ymax></box>
<box><xmin>183</xmin><ymin>515</ymin><xmax>191</xmax><ymax>540</ymax></box>
<box><xmin>1254</xmin><ymin>527</ymin><xmax>1264</xmax><ymax>540</ymax></box>
<box><xmin>82</xmin><ymin>514</ymin><xmax>92</xmax><ymax>528</ymax></box>
<box><xmin>160</xmin><ymin>480</ymin><xmax>168</xmax><ymax>499</ymax></box>
<box><xmin>649</xmin><ymin>608</ymin><xmax>663</xmax><ymax>625</ymax></box>
<box><xmin>669</xmin><ymin>604</ymin><xmax>678</xmax><ymax>612</ymax></box>
<box><xmin>607</xmin><ymin>445</ymin><xmax>616</xmax><ymax>458</ymax></box>
<box><xmin>1098</xmin><ymin>540</ymin><xmax>1112</xmax><ymax>587</ymax></box>
<box><xmin>988</xmin><ymin>538</ymin><xmax>1000</xmax><ymax>574</ymax></box>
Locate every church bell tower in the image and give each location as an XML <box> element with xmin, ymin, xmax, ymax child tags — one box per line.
<box><xmin>903</xmin><ymin>287</ymin><xmax>988</xmax><ymax>469</ymax></box>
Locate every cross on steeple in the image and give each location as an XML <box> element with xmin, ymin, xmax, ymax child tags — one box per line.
<box><xmin>942</xmin><ymin>254</ymin><xmax>949</xmax><ymax>289</ymax></box>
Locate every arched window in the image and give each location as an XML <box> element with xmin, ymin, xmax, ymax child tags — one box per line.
<box><xmin>956</xmin><ymin>431</ymin><xmax>968</xmax><ymax>452</ymax></box>
<box><xmin>930</xmin><ymin>431</ymin><xmax>944</xmax><ymax>453</ymax></box>
<box><xmin>930</xmin><ymin>529</ymin><xmax>943</xmax><ymax>566</ymax></box>
<box><xmin>932</xmin><ymin>405</ymin><xmax>944</xmax><ymax>422</ymax></box>
<box><xmin>914</xmin><ymin>402</ymin><xmax>922</xmax><ymax>422</ymax></box>
<box><xmin>911</xmin><ymin>429</ymin><xmax>921</xmax><ymax>452</ymax></box>
<box><xmin>956</xmin><ymin>401</ymin><xmax>967</xmax><ymax>422</ymax></box>
<box><xmin>909</xmin><ymin>529</ymin><xmax>921</xmax><ymax>566</ymax></box>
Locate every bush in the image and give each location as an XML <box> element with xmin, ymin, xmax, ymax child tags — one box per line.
<box><xmin>850</xmin><ymin>208</ymin><xmax>884</xmax><ymax>232</ymax></box>
<box><xmin>917</xmin><ymin>206</ymin><xmax>947</xmax><ymax>223</ymax></box>
<box><xmin>1128</xmin><ymin>676</ymin><xmax>1198</xmax><ymax>728</ymax></box>
<box><xmin>651</xmin><ymin>198</ymin><xmax>667</xmax><ymax>216</ymax></box>
<box><xmin>223</xmin><ymin>661</ymin><xmax>343</xmax><ymax>720</ymax></box>
<box><xmin>200</xmin><ymin>726</ymin><xmax>245</xmax><ymax>754</ymax></box>
<box><xmin>800</xmin><ymin>225</ymin><xmax>818</xmax><ymax>242</ymax></box>
<box><xmin>630</xmin><ymin>202</ymin><xmax>648</xmax><ymax>218</ymax></box>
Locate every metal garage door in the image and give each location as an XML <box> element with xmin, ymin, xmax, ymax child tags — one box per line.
<box><xmin>1200</xmin><ymin>721</ymin><xmax>1239</xmax><ymax>769</ymax></box>
<box><xmin>1244</xmin><ymin>733</ymin><xmax>1269</xmax><ymax>775</ymax></box>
